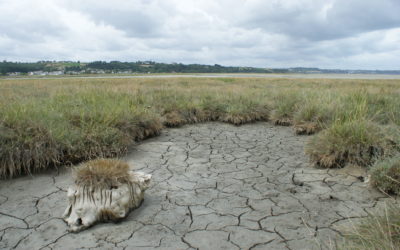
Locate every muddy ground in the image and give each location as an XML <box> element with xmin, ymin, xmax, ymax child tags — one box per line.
<box><xmin>0</xmin><ymin>123</ymin><xmax>390</xmax><ymax>249</ymax></box>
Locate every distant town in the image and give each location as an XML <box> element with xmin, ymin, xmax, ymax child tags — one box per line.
<box><xmin>1</xmin><ymin>61</ymin><xmax>399</xmax><ymax>76</ymax></box>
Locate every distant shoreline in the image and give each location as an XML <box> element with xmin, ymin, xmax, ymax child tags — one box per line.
<box><xmin>2</xmin><ymin>73</ymin><xmax>400</xmax><ymax>80</ymax></box>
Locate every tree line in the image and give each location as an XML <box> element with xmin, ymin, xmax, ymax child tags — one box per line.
<box><xmin>0</xmin><ymin>60</ymin><xmax>288</xmax><ymax>75</ymax></box>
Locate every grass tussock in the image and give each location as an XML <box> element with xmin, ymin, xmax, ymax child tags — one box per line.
<box><xmin>0</xmin><ymin>77</ymin><xmax>399</xmax><ymax>178</ymax></box>
<box><xmin>219</xmin><ymin>95</ymin><xmax>269</xmax><ymax>125</ymax></box>
<box><xmin>306</xmin><ymin>119</ymin><xmax>386</xmax><ymax>168</ymax></box>
<box><xmin>338</xmin><ymin>203</ymin><xmax>400</xmax><ymax>250</ymax></box>
<box><xmin>294</xmin><ymin>122</ymin><xmax>320</xmax><ymax>135</ymax></box>
<box><xmin>370</xmin><ymin>155</ymin><xmax>400</xmax><ymax>195</ymax></box>
<box><xmin>74</xmin><ymin>158</ymin><xmax>131</xmax><ymax>189</ymax></box>
<box><xmin>292</xmin><ymin>93</ymin><xmax>334</xmax><ymax>135</ymax></box>
<box><xmin>0</xmin><ymin>121</ymin><xmax>61</xmax><ymax>178</ymax></box>
<box><xmin>383</xmin><ymin>125</ymin><xmax>400</xmax><ymax>152</ymax></box>
<box><xmin>270</xmin><ymin>91</ymin><xmax>300</xmax><ymax>126</ymax></box>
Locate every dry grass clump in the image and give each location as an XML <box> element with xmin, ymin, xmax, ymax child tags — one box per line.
<box><xmin>293</xmin><ymin>122</ymin><xmax>320</xmax><ymax>135</ymax></box>
<box><xmin>74</xmin><ymin>158</ymin><xmax>131</xmax><ymax>189</ymax></box>
<box><xmin>129</xmin><ymin>114</ymin><xmax>163</xmax><ymax>140</ymax></box>
<box><xmin>155</xmin><ymin>91</ymin><xmax>205</xmax><ymax>126</ymax></box>
<box><xmin>163</xmin><ymin>111</ymin><xmax>187</xmax><ymax>127</ymax></box>
<box><xmin>292</xmin><ymin>94</ymin><xmax>334</xmax><ymax>135</ymax></box>
<box><xmin>338</xmin><ymin>203</ymin><xmax>400</xmax><ymax>250</ymax></box>
<box><xmin>220</xmin><ymin>110</ymin><xmax>268</xmax><ymax>125</ymax></box>
<box><xmin>219</xmin><ymin>96</ymin><xmax>270</xmax><ymax>125</ymax></box>
<box><xmin>270</xmin><ymin>91</ymin><xmax>301</xmax><ymax>126</ymax></box>
<box><xmin>163</xmin><ymin>109</ymin><xmax>207</xmax><ymax>127</ymax></box>
<box><xmin>306</xmin><ymin>119</ymin><xmax>386</xmax><ymax>168</ymax></box>
<box><xmin>370</xmin><ymin>155</ymin><xmax>400</xmax><ymax>195</ymax></box>
<box><xmin>0</xmin><ymin>121</ymin><xmax>61</xmax><ymax>178</ymax></box>
<box><xmin>383</xmin><ymin>125</ymin><xmax>400</xmax><ymax>152</ymax></box>
<box><xmin>305</xmin><ymin>89</ymin><xmax>400</xmax><ymax>169</ymax></box>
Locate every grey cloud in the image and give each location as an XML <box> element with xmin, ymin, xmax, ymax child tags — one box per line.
<box><xmin>87</xmin><ymin>9</ymin><xmax>164</xmax><ymax>38</ymax></box>
<box><xmin>238</xmin><ymin>0</ymin><xmax>400</xmax><ymax>41</ymax></box>
<box><xmin>0</xmin><ymin>0</ymin><xmax>399</xmax><ymax>69</ymax></box>
<box><xmin>61</xmin><ymin>0</ymin><xmax>173</xmax><ymax>38</ymax></box>
<box><xmin>0</xmin><ymin>22</ymin><xmax>65</xmax><ymax>42</ymax></box>
<box><xmin>0</xmin><ymin>3</ymin><xmax>67</xmax><ymax>42</ymax></box>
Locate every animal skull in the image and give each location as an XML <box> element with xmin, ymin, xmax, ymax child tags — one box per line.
<box><xmin>63</xmin><ymin>159</ymin><xmax>151</xmax><ymax>232</ymax></box>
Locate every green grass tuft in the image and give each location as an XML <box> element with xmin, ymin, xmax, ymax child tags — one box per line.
<box><xmin>370</xmin><ymin>155</ymin><xmax>400</xmax><ymax>195</ymax></box>
<box><xmin>306</xmin><ymin>119</ymin><xmax>386</xmax><ymax>168</ymax></box>
<box><xmin>270</xmin><ymin>91</ymin><xmax>301</xmax><ymax>126</ymax></box>
<box><xmin>293</xmin><ymin>93</ymin><xmax>335</xmax><ymax>134</ymax></box>
<box><xmin>338</xmin><ymin>203</ymin><xmax>400</xmax><ymax>250</ymax></box>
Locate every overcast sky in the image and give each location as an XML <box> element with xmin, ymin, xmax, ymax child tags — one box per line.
<box><xmin>1</xmin><ymin>0</ymin><xmax>399</xmax><ymax>69</ymax></box>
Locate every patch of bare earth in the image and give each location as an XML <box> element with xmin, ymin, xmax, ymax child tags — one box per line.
<box><xmin>0</xmin><ymin>123</ymin><xmax>390</xmax><ymax>249</ymax></box>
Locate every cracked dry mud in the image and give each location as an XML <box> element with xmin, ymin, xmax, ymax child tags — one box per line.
<box><xmin>0</xmin><ymin>123</ymin><xmax>390</xmax><ymax>250</ymax></box>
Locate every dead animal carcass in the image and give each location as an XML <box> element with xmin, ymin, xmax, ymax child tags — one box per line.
<box><xmin>63</xmin><ymin>159</ymin><xmax>151</xmax><ymax>232</ymax></box>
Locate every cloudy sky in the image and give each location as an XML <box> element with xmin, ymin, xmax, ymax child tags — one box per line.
<box><xmin>1</xmin><ymin>0</ymin><xmax>399</xmax><ymax>69</ymax></box>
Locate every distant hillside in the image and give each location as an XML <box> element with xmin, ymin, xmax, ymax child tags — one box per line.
<box><xmin>0</xmin><ymin>61</ymin><xmax>286</xmax><ymax>75</ymax></box>
<box><xmin>0</xmin><ymin>61</ymin><xmax>399</xmax><ymax>75</ymax></box>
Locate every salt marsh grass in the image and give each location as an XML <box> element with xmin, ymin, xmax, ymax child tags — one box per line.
<box><xmin>2</xmin><ymin>77</ymin><xmax>400</xmax><ymax>247</ymax></box>
<box><xmin>0</xmin><ymin>77</ymin><xmax>399</xmax><ymax>187</ymax></box>
<box><xmin>338</xmin><ymin>202</ymin><xmax>400</xmax><ymax>250</ymax></box>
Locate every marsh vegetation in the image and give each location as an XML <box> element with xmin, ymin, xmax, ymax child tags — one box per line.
<box><xmin>338</xmin><ymin>203</ymin><xmax>400</xmax><ymax>250</ymax></box>
<box><xmin>1</xmin><ymin>76</ymin><xmax>399</xmax><ymax>248</ymax></box>
<box><xmin>1</xmin><ymin>77</ymin><xmax>399</xmax><ymax>182</ymax></box>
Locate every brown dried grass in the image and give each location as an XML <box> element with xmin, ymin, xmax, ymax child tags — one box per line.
<box><xmin>74</xmin><ymin>158</ymin><xmax>131</xmax><ymax>189</ymax></box>
<box><xmin>294</xmin><ymin>122</ymin><xmax>320</xmax><ymax>135</ymax></box>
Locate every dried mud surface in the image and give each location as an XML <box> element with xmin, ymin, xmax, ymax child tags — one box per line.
<box><xmin>0</xmin><ymin>123</ymin><xmax>390</xmax><ymax>250</ymax></box>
